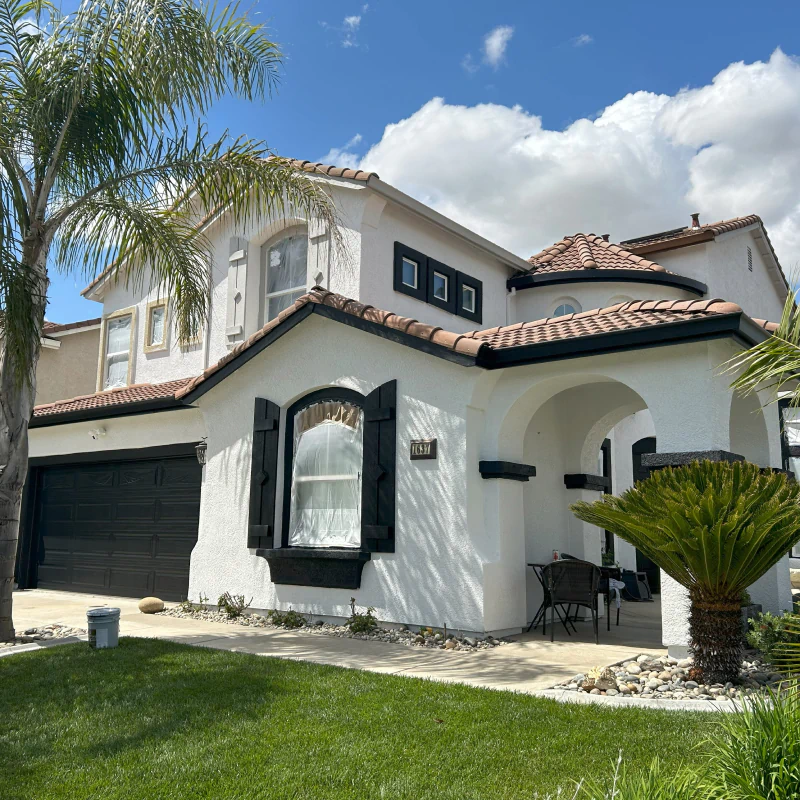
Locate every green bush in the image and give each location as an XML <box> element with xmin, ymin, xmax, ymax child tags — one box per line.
<box><xmin>576</xmin><ymin>756</ymin><xmax>702</xmax><ymax>800</ymax></box>
<box><xmin>346</xmin><ymin>597</ymin><xmax>378</xmax><ymax>634</ymax></box>
<box><xmin>746</xmin><ymin>611</ymin><xmax>800</xmax><ymax>661</ymax></box>
<box><xmin>267</xmin><ymin>608</ymin><xmax>307</xmax><ymax>629</ymax></box>
<box><xmin>217</xmin><ymin>592</ymin><xmax>251</xmax><ymax>619</ymax></box>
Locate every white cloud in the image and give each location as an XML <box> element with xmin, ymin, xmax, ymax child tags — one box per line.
<box><xmin>320</xmin><ymin>134</ymin><xmax>364</xmax><ymax>168</ymax></box>
<box><xmin>358</xmin><ymin>50</ymin><xmax>800</xmax><ymax>271</ymax></box>
<box><xmin>482</xmin><ymin>25</ymin><xmax>514</xmax><ymax>68</ymax></box>
<box><xmin>344</xmin><ymin>15</ymin><xmax>361</xmax><ymax>30</ymax></box>
<box><xmin>572</xmin><ymin>33</ymin><xmax>593</xmax><ymax>47</ymax></box>
<box><xmin>321</xmin><ymin>10</ymin><xmax>367</xmax><ymax>48</ymax></box>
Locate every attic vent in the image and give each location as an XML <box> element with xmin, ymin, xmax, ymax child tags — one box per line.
<box><xmin>747</xmin><ymin>246</ymin><xmax>753</xmax><ymax>272</ymax></box>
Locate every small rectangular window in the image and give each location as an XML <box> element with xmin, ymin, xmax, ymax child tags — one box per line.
<box><xmin>432</xmin><ymin>270</ymin><xmax>448</xmax><ymax>301</ymax></box>
<box><xmin>461</xmin><ymin>285</ymin><xmax>476</xmax><ymax>313</ymax></box>
<box><xmin>144</xmin><ymin>301</ymin><xmax>168</xmax><ymax>352</ymax></box>
<box><xmin>747</xmin><ymin>246</ymin><xmax>753</xmax><ymax>272</ymax></box>
<box><xmin>402</xmin><ymin>257</ymin><xmax>418</xmax><ymax>289</ymax></box>
<box><xmin>103</xmin><ymin>312</ymin><xmax>132</xmax><ymax>389</ymax></box>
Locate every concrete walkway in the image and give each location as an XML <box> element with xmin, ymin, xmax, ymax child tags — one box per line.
<box><xmin>11</xmin><ymin>589</ymin><xmax>666</xmax><ymax>695</ymax></box>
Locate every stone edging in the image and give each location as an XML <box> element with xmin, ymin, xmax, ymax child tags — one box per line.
<box><xmin>0</xmin><ymin>635</ymin><xmax>87</xmax><ymax>658</ymax></box>
<box><xmin>532</xmin><ymin>688</ymin><xmax>745</xmax><ymax>712</ymax></box>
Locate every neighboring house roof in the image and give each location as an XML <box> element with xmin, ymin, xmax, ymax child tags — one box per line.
<box><xmin>527</xmin><ymin>233</ymin><xmax>670</xmax><ymax>273</ymax></box>
<box><xmin>621</xmin><ymin>214</ymin><xmax>762</xmax><ymax>250</ymax></box>
<box><xmin>42</xmin><ymin>317</ymin><xmax>101</xmax><ymax>335</ymax></box>
<box><xmin>288</xmin><ymin>159</ymin><xmax>378</xmax><ymax>182</ymax></box>
<box><xmin>31</xmin><ymin>377</ymin><xmax>194</xmax><ymax>427</ymax></box>
<box><xmin>32</xmin><ymin>289</ymin><xmax>776</xmax><ymax>425</ymax></box>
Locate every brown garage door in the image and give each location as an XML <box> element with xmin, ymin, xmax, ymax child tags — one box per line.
<box><xmin>34</xmin><ymin>456</ymin><xmax>201</xmax><ymax>600</ymax></box>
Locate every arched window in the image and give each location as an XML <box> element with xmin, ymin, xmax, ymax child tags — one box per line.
<box><xmin>553</xmin><ymin>300</ymin><xmax>580</xmax><ymax>317</ymax></box>
<box><xmin>288</xmin><ymin>398</ymin><xmax>364</xmax><ymax>548</ymax></box>
<box><xmin>262</xmin><ymin>229</ymin><xmax>308</xmax><ymax>321</ymax></box>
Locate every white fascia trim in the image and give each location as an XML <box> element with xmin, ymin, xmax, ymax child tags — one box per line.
<box><xmin>366</xmin><ymin>176</ymin><xmax>531</xmax><ymax>274</ymax></box>
<box><xmin>40</xmin><ymin>336</ymin><xmax>61</xmax><ymax>349</ymax></box>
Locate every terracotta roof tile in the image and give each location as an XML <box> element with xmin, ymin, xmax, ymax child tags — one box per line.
<box><xmin>33</xmin><ymin>378</ymin><xmax>194</xmax><ymax>418</ymax></box>
<box><xmin>174</xmin><ymin>288</ymin><xmax>487</xmax><ymax>400</ymax></box>
<box><xmin>527</xmin><ymin>233</ymin><xmax>670</xmax><ymax>274</ymax></box>
<box><xmin>621</xmin><ymin>215</ymin><xmax>761</xmax><ymax>249</ymax></box>
<box><xmin>463</xmin><ymin>299</ymin><xmax>743</xmax><ymax>350</ymax></box>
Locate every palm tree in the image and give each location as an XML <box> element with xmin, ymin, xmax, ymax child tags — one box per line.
<box><xmin>571</xmin><ymin>461</ymin><xmax>800</xmax><ymax>684</ymax></box>
<box><xmin>0</xmin><ymin>0</ymin><xmax>337</xmax><ymax>641</ymax></box>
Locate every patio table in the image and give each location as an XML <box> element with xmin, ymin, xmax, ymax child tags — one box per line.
<box><xmin>526</xmin><ymin>562</ymin><xmax>576</xmax><ymax>634</ymax></box>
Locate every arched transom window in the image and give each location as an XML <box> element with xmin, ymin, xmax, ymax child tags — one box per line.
<box><xmin>288</xmin><ymin>400</ymin><xmax>364</xmax><ymax>548</ymax></box>
<box><xmin>262</xmin><ymin>229</ymin><xmax>308</xmax><ymax>321</ymax></box>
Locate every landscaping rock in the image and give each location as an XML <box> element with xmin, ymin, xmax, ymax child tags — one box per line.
<box><xmin>138</xmin><ymin>597</ymin><xmax>165</xmax><ymax>614</ymax></box>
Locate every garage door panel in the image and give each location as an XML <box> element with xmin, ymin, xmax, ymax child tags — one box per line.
<box><xmin>77</xmin><ymin>470</ymin><xmax>116</xmax><ymax>489</ymax></box>
<box><xmin>76</xmin><ymin>503</ymin><xmax>113</xmax><ymax>522</ymax></box>
<box><xmin>115</xmin><ymin>501</ymin><xmax>157</xmax><ymax>521</ymax></box>
<box><xmin>35</xmin><ymin>455</ymin><xmax>201</xmax><ymax>601</ymax></box>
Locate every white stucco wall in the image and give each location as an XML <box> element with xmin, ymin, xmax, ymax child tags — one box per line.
<box><xmin>512</xmin><ymin>281</ymin><xmax>692</xmax><ymax>324</ymax></box>
<box><xmin>652</xmin><ymin>228</ymin><xmax>786</xmax><ymax>322</ymax></box>
<box><xmin>29</xmin><ymin>408</ymin><xmax>206</xmax><ymax>458</ymax></box>
<box><xmin>190</xmin><ymin>314</ymin><xmax>491</xmax><ymax>633</ymax></box>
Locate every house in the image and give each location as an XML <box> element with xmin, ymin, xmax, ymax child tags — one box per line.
<box><xmin>16</xmin><ymin>161</ymin><xmax>797</xmax><ymax>658</ymax></box>
<box><xmin>37</xmin><ymin>318</ymin><xmax>101</xmax><ymax>405</ymax></box>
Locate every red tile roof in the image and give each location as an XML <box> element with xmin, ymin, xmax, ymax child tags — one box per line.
<box><xmin>33</xmin><ymin>378</ymin><xmax>194</xmax><ymax>418</ymax></box>
<box><xmin>527</xmin><ymin>233</ymin><xmax>672</xmax><ymax>273</ymax></box>
<box><xmin>463</xmin><ymin>299</ymin><xmax>743</xmax><ymax>350</ymax></box>
<box><xmin>42</xmin><ymin>317</ymin><xmax>101</xmax><ymax>335</ymax></box>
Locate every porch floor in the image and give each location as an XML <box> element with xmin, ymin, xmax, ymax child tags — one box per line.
<box><xmin>9</xmin><ymin>590</ymin><xmax>665</xmax><ymax>693</ymax></box>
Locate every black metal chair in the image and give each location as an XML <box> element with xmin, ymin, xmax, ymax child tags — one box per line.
<box><xmin>542</xmin><ymin>560</ymin><xmax>601</xmax><ymax>644</ymax></box>
<box><xmin>599</xmin><ymin>566</ymin><xmax>622</xmax><ymax>631</ymax></box>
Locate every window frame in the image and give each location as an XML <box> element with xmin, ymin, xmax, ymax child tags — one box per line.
<box><xmin>426</xmin><ymin>259</ymin><xmax>457</xmax><ymax>314</ymax></box>
<box><xmin>262</xmin><ymin>226</ymin><xmax>309</xmax><ymax>324</ymax></box>
<box><xmin>97</xmin><ymin>306</ymin><xmax>136</xmax><ymax>391</ymax></box>
<box><xmin>455</xmin><ymin>272</ymin><xmax>483</xmax><ymax>324</ymax></box>
<box><xmin>393</xmin><ymin>242</ymin><xmax>428</xmax><ymax>303</ymax></box>
<box><xmin>143</xmin><ymin>299</ymin><xmax>168</xmax><ymax>353</ymax></box>
<box><xmin>281</xmin><ymin>387</ymin><xmax>368</xmax><ymax>551</ymax></box>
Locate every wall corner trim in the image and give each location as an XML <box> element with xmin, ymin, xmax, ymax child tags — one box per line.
<box><xmin>479</xmin><ymin>461</ymin><xmax>536</xmax><ymax>481</ymax></box>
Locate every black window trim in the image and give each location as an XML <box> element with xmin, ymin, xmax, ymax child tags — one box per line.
<box><xmin>456</xmin><ymin>272</ymin><xmax>483</xmax><ymax>323</ymax></box>
<box><xmin>427</xmin><ymin>258</ymin><xmax>457</xmax><ymax>314</ymax></box>
<box><xmin>280</xmin><ymin>387</ymin><xmax>367</xmax><ymax>550</ymax></box>
<box><xmin>393</xmin><ymin>242</ymin><xmax>428</xmax><ymax>302</ymax></box>
<box><xmin>394</xmin><ymin>241</ymin><xmax>483</xmax><ymax>324</ymax></box>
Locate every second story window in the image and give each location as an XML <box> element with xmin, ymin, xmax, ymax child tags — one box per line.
<box><xmin>144</xmin><ymin>300</ymin><xmax>168</xmax><ymax>353</ymax></box>
<box><xmin>264</xmin><ymin>230</ymin><xmax>308</xmax><ymax>321</ymax></box>
<box><xmin>102</xmin><ymin>309</ymin><xmax>134</xmax><ymax>389</ymax></box>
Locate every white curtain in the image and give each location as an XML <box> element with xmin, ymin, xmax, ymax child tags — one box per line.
<box><xmin>104</xmin><ymin>315</ymin><xmax>131</xmax><ymax>389</ymax></box>
<box><xmin>288</xmin><ymin>402</ymin><xmax>363</xmax><ymax>548</ymax></box>
<box><xmin>267</xmin><ymin>234</ymin><xmax>307</xmax><ymax>320</ymax></box>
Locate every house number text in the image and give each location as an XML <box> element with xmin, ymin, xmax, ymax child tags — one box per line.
<box><xmin>410</xmin><ymin>439</ymin><xmax>437</xmax><ymax>460</ymax></box>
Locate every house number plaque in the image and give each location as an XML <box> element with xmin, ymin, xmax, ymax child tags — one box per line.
<box><xmin>410</xmin><ymin>439</ymin><xmax>437</xmax><ymax>460</ymax></box>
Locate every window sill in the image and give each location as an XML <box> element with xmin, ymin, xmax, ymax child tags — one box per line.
<box><xmin>256</xmin><ymin>547</ymin><xmax>371</xmax><ymax>589</ymax></box>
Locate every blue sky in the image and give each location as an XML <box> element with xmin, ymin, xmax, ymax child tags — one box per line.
<box><xmin>49</xmin><ymin>0</ymin><xmax>800</xmax><ymax>322</ymax></box>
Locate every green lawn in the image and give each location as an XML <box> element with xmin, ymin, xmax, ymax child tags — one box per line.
<box><xmin>1</xmin><ymin>638</ymin><xmax>712</xmax><ymax>799</ymax></box>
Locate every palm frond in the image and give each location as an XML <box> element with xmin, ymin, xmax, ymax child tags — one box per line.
<box><xmin>726</xmin><ymin>287</ymin><xmax>800</xmax><ymax>405</ymax></box>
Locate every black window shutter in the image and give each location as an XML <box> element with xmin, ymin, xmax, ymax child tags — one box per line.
<box><xmin>248</xmin><ymin>398</ymin><xmax>280</xmax><ymax>549</ymax></box>
<box><xmin>361</xmin><ymin>380</ymin><xmax>397</xmax><ymax>553</ymax></box>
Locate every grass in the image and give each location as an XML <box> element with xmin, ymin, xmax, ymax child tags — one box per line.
<box><xmin>0</xmin><ymin>638</ymin><xmax>712</xmax><ymax>800</ymax></box>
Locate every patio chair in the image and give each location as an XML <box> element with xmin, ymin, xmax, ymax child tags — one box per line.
<box><xmin>542</xmin><ymin>560</ymin><xmax>601</xmax><ymax>644</ymax></box>
<box><xmin>599</xmin><ymin>566</ymin><xmax>622</xmax><ymax>631</ymax></box>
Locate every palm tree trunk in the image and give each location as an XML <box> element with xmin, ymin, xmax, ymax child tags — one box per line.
<box><xmin>0</xmin><ymin>243</ymin><xmax>47</xmax><ymax>642</ymax></box>
<box><xmin>689</xmin><ymin>587</ymin><xmax>743</xmax><ymax>685</ymax></box>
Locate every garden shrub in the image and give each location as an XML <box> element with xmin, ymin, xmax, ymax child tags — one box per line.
<box><xmin>746</xmin><ymin>611</ymin><xmax>800</xmax><ymax>661</ymax></box>
<box><xmin>346</xmin><ymin>597</ymin><xmax>378</xmax><ymax>634</ymax></box>
<box><xmin>267</xmin><ymin>608</ymin><xmax>307</xmax><ymax>629</ymax></box>
<box><xmin>217</xmin><ymin>592</ymin><xmax>251</xmax><ymax>619</ymax></box>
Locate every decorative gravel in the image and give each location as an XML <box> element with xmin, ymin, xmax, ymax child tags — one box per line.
<box><xmin>0</xmin><ymin>624</ymin><xmax>86</xmax><ymax>648</ymax></box>
<box><xmin>157</xmin><ymin>606</ymin><xmax>507</xmax><ymax>651</ymax></box>
<box><xmin>552</xmin><ymin>650</ymin><xmax>789</xmax><ymax>701</ymax></box>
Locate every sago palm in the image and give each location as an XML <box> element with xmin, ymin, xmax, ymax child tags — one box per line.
<box><xmin>0</xmin><ymin>0</ymin><xmax>337</xmax><ymax>641</ymax></box>
<box><xmin>571</xmin><ymin>461</ymin><xmax>800</xmax><ymax>684</ymax></box>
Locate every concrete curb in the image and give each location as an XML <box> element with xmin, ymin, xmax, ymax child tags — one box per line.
<box><xmin>0</xmin><ymin>635</ymin><xmax>87</xmax><ymax>659</ymax></box>
<box><xmin>532</xmin><ymin>688</ymin><xmax>745</xmax><ymax>712</ymax></box>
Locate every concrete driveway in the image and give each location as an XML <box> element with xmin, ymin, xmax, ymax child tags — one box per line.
<box><xmin>10</xmin><ymin>589</ymin><xmax>666</xmax><ymax>694</ymax></box>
